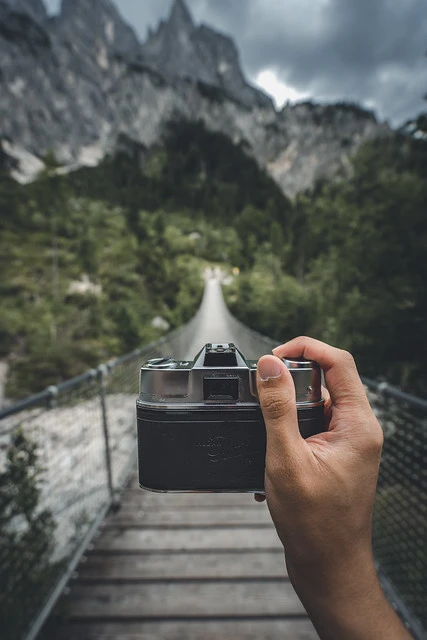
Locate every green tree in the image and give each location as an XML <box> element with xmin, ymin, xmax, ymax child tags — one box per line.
<box><xmin>0</xmin><ymin>430</ymin><xmax>58</xmax><ymax>640</ymax></box>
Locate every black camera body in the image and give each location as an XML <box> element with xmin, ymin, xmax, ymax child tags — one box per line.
<box><xmin>136</xmin><ymin>343</ymin><xmax>324</xmax><ymax>493</ymax></box>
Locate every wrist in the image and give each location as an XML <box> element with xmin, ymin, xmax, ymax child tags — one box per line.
<box><xmin>287</xmin><ymin>551</ymin><xmax>409</xmax><ymax>640</ymax></box>
<box><xmin>287</xmin><ymin>545</ymin><xmax>378</xmax><ymax>606</ymax></box>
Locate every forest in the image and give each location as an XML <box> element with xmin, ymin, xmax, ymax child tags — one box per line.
<box><xmin>226</xmin><ymin>129</ymin><xmax>427</xmax><ymax>394</ymax></box>
<box><xmin>0</xmin><ymin>117</ymin><xmax>426</xmax><ymax>398</ymax></box>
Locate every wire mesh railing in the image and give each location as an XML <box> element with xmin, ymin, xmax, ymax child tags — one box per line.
<box><xmin>366</xmin><ymin>384</ymin><xmax>427</xmax><ymax>638</ymax></box>
<box><xmin>0</xmin><ymin>315</ymin><xmax>199</xmax><ymax>640</ymax></box>
<box><xmin>0</xmin><ymin>307</ymin><xmax>426</xmax><ymax>640</ymax></box>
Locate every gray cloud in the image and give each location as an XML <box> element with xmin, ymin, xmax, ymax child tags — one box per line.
<box><xmin>45</xmin><ymin>0</ymin><xmax>427</xmax><ymax>125</ymax></box>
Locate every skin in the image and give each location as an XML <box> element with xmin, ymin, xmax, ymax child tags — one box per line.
<box><xmin>255</xmin><ymin>337</ymin><xmax>411</xmax><ymax>640</ymax></box>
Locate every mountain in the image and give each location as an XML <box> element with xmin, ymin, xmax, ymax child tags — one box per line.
<box><xmin>2</xmin><ymin>0</ymin><xmax>47</xmax><ymax>23</ymax></box>
<box><xmin>141</xmin><ymin>0</ymin><xmax>271</xmax><ymax>109</ymax></box>
<box><xmin>54</xmin><ymin>0</ymin><xmax>140</xmax><ymax>71</ymax></box>
<box><xmin>0</xmin><ymin>0</ymin><xmax>390</xmax><ymax>197</ymax></box>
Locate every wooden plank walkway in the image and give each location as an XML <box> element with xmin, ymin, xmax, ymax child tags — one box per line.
<box><xmin>52</xmin><ymin>277</ymin><xmax>319</xmax><ymax>639</ymax></box>
<box><xmin>55</xmin><ymin>472</ymin><xmax>319</xmax><ymax>639</ymax></box>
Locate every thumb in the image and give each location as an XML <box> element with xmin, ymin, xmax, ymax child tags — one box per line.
<box><xmin>257</xmin><ymin>356</ymin><xmax>302</xmax><ymax>461</ymax></box>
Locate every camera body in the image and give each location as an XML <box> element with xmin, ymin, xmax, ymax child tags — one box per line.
<box><xmin>136</xmin><ymin>343</ymin><xmax>324</xmax><ymax>493</ymax></box>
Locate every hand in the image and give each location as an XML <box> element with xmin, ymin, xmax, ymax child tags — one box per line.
<box><xmin>256</xmin><ymin>337</ymin><xmax>411</xmax><ymax>640</ymax></box>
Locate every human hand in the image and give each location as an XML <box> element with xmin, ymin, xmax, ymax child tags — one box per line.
<box><xmin>256</xmin><ymin>337</ymin><xmax>411</xmax><ymax>640</ymax></box>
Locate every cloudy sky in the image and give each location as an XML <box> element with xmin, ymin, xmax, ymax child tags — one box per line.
<box><xmin>45</xmin><ymin>0</ymin><xmax>427</xmax><ymax>126</ymax></box>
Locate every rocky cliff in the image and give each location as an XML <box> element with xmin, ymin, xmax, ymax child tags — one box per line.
<box><xmin>0</xmin><ymin>0</ymin><xmax>390</xmax><ymax>197</ymax></box>
<box><xmin>3</xmin><ymin>0</ymin><xmax>47</xmax><ymax>23</ymax></box>
<box><xmin>141</xmin><ymin>0</ymin><xmax>271</xmax><ymax>110</ymax></box>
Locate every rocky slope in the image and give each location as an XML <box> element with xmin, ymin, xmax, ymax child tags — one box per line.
<box><xmin>0</xmin><ymin>0</ymin><xmax>390</xmax><ymax>197</ymax></box>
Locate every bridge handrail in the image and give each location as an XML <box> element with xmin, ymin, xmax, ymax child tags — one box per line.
<box><xmin>2</xmin><ymin>320</ymin><xmax>425</xmax><ymax>423</ymax></box>
<box><xmin>0</xmin><ymin>310</ymin><xmax>425</xmax><ymax>640</ymax></box>
<box><xmin>0</xmin><ymin>314</ymin><xmax>200</xmax><ymax>640</ymax></box>
<box><xmin>361</xmin><ymin>377</ymin><xmax>427</xmax><ymax>411</ymax></box>
<box><xmin>0</xmin><ymin>331</ymin><xmax>188</xmax><ymax>423</ymax></box>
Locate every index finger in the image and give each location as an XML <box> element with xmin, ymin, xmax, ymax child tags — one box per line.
<box><xmin>273</xmin><ymin>336</ymin><xmax>367</xmax><ymax>408</ymax></box>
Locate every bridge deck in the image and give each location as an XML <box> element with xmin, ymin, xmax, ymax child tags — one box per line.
<box><xmin>53</xmin><ymin>277</ymin><xmax>318</xmax><ymax>638</ymax></box>
<box><xmin>56</xmin><ymin>473</ymin><xmax>318</xmax><ymax>639</ymax></box>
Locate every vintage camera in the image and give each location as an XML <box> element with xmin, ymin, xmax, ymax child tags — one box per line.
<box><xmin>136</xmin><ymin>343</ymin><xmax>324</xmax><ymax>493</ymax></box>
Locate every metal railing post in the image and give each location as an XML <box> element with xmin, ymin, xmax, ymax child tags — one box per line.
<box><xmin>97</xmin><ymin>364</ymin><xmax>115</xmax><ymax>505</ymax></box>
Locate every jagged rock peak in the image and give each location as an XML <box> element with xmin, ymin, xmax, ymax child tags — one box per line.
<box><xmin>61</xmin><ymin>0</ymin><xmax>115</xmax><ymax>19</ymax></box>
<box><xmin>142</xmin><ymin>0</ymin><xmax>272</xmax><ymax>110</ymax></box>
<box><xmin>2</xmin><ymin>0</ymin><xmax>47</xmax><ymax>23</ymax></box>
<box><xmin>169</xmin><ymin>0</ymin><xmax>194</xmax><ymax>31</ymax></box>
<box><xmin>0</xmin><ymin>0</ymin><xmax>389</xmax><ymax>194</ymax></box>
<box><xmin>58</xmin><ymin>0</ymin><xmax>140</xmax><ymax>61</ymax></box>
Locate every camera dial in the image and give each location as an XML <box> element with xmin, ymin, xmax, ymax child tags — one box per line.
<box><xmin>282</xmin><ymin>358</ymin><xmax>322</xmax><ymax>404</ymax></box>
<box><xmin>145</xmin><ymin>357</ymin><xmax>177</xmax><ymax>370</ymax></box>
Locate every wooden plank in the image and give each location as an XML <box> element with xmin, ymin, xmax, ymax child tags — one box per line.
<box><xmin>121</xmin><ymin>491</ymin><xmax>261</xmax><ymax>508</ymax></box>
<box><xmin>95</xmin><ymin>527</ymin><xmax>282</xmax><ymax>552</ymax></box>
<box><xmin>55</xmin><ymin>619</ymin><xmax>319</xmax><ymax>640</ymax></box>
<box><xmin>65</xmin><ymin>581</ymin><xmax>307</xmax><ymax>618</ymax></box>
<box><xmin>105</xmin><ymin>506</ymin><xmax>272</xmax><ymax>527</ymax></box>
<box><xmin>120</xmin><ymin>502</ymin><xmax>265</xmax><ymax>512</ymax></box>
<box><xmin>77</xmin><ymin>550</ymin><xmax>287</xmax><ymax>580</ymax></box>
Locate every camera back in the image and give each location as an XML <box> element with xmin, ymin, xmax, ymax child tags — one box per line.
<box><xmin>136</xmin><ymin>343</ymin><xmax>324</xmax><ymax>493</ymax></box>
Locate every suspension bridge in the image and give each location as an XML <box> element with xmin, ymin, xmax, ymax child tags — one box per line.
<box><xmin>0</xmin><ymin>275</ymin><xmax>426</xmax><ymax>640</ymax></box>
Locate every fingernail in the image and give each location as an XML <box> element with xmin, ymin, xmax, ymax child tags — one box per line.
<box><xmin>258</xmin><ymin>357</ymin><xmax>283</xmax><ymax>382</ymax></box>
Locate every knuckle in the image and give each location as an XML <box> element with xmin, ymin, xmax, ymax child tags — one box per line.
<box><xmin>362</xmin><ymin>422</ymin><xmax>384</xmax><ymax>456</ymax></box>
<box><xmin>261</xmin><ymin>391</ymin><xmax>292</xmax><ymax>421</ymax></box>
<box><xmin>371</xmin><ymin>425</ymin><xmax>385</xmax><ymax>451</ymax></box>
<box><xmin>338</xmin><ymin>348</ymin><xmax>356</xmax><ymax>368</ymax></box>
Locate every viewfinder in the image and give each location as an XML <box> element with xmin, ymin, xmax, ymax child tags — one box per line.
<box><xmin>203</xmin><ymin>376</ymin><xmax>239</xmax><ymax>401</ymax></box>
